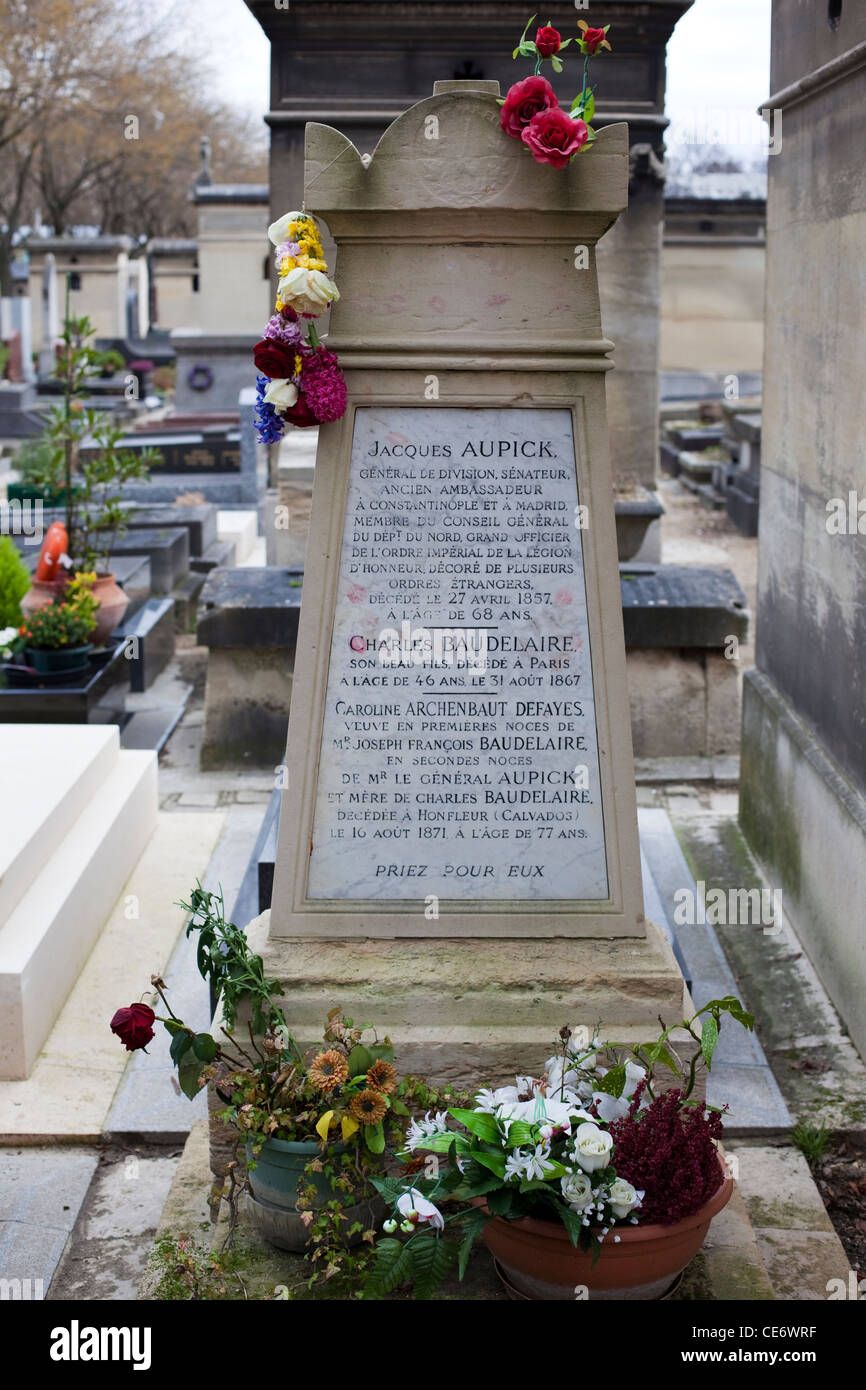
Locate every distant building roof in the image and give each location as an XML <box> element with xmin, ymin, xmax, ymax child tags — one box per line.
<box><xmin>146</xmin><ymin>238</ymin><xmax>199</xmax><ymax>256</ymax></box>
<box><xmin>664</xmin><ymin>168</ymin><xmax>768</xmax><ymax>200</ymax></box>
<box><xmin>191</xmin><ymin>184</ymin><xmax>269</xmax><ymax>205</ymax></box>
<box><xmin>25</xmin><ymin>234</ymin><xmax>138</xmax><ymax>254</ymax></box>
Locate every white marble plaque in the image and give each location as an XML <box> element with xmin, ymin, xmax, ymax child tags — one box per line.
<box><xmin>307</xmin><ymin>407</ymin><xmax>609</xmax><ymax>902</ymax></box>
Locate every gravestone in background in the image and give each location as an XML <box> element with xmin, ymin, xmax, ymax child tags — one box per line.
<box><xmin>262</xmin><ymin>83</ymin><xmax>688</xmax><ymax>1083</ymax></box>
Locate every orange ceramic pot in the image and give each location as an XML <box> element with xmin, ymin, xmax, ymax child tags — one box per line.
<box><xmin>21</xmin><ymin>572</ymin><xmax>128</xmax><ymax>648</ymax></box>
<box><xmin>89</xmin><ymin>573</ymin><xmax>129</xmax><ymax>647</ymax></box>
<box><xmin>20</xmin><ymin>576</ymin><xmax>67</xmax><ymax>617</ymax></box>
<box><xmin>480</xmin><ymin>1159</ymin><xmax>733</xmax><ymax>1300</ymax></box>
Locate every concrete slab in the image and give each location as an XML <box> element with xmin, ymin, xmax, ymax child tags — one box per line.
<box><xmin>637</xmin><ymin>806</ymin><xmax>793</xmax><ymax>1133</ymax></box>
<box><xmin>0</xmin><ymin>1146</ymin><xmax>99</xmax><ymax>1296</ymax></box>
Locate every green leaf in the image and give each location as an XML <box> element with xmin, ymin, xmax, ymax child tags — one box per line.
<box><xmin>519</xmin><ymin>42</ymin><xmax>537</xmax><ymax>56</ymax></box>
<box><xmin>370</xmin><ymin>1174</ymin><xmax>411</xmax><ymax>1206</ymax></box>
<box><xmin>410</xmin><ymin>1235</ymin><xmax>458</xmax><ymax>1300</ymax></box>
<box><xmin>557</xmin><ymin>1202</ymin><xmax>585</xmax><ymax>1248</ymax></box>
<box><xmin>583</xmin><ymin>90</ymin><xmax>595</xmax><ymax>123</ymax></box>
<box><xmin>367</xmin><ymin>1042</ymin><xmax>395</xmax><ymax>1065</ymax></box>
<box><xmin>701</xmin><ymin>1016</ymin><xmax>720</xmax><ymax>1069</ymax></box>
<box><xmin>364</xmin><ymin>1121</ymin><xmax>385</xmax><ymax>1154</ymax></box>
<box><xmin>457</xmin><ymin>1211</ymin><xmax>489</xmax><ymax>1279</ymax></box>
<box><xmin>485</xmin><ymin>1187</ymin><xmax>515</xmax><ymax>1217</ymax></box>
<box><xmin>390</xmin><ymin>1097</ymin><xmax>410</xmax><ymax>1117</ymax></box>
<box><xmin>416</xmin><ymin>1131</ymin><xmax>469</xmax><ymax>1155</ymax></box>
<box><xmin>192</xmin><ymin>1033</ymin><xmax>217</xmax><ymax>1063</ymax></box>
<box><xmin>365</xmin><ymin>1237</ymin><xmax>411</xmax><ymax>1298</ymax></box>
<box><xmin>643</xmin><ymin>1041</ymin><xmax>681</xmax><ymax>1075</ymax></box>
<box><xmin>471</xmin><ymin>1149</ymin><xmax>507</xmax><ymax>1179</ymax></box>
<box><xmin>503</xmin><ymin>1120</ymin><xmax>536</xmax><ymax>1147</ymax></box>
<box><xmin>449</xmin><ymin>1108</ymin><xmax>499</xmax><ymax>1142</ymax></box>
<box><xmin>169</xmin><ymin>1030</ymin><xmax>192</xmax><ymax>1066</ymax></box>
<box><xmin>347</xmin><ymin>1044</ymin><xmax>372</xmax><ymax>1075</ymax></box>
<box><xmin>594</xmin><ymin>1064</ymin><xmax>627</xmax><ymax>1098</ymax></box>
<box><xmin>177</xmin><ymin>1055</ymin><xmax>205</xmax><ymax>1100</ymax></box>
<box><xmin>551</xmin><ymin>55</ymin><xmax>563</xmax><ymax>73</ymax></box>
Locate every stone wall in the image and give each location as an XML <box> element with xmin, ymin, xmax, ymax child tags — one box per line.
<box><xmin>740</xmin><ymin>0</ymin><xmax>866</xmax><ymax>1057</ymax></box>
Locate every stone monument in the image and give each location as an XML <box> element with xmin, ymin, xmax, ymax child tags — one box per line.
<box><xmin>261</xmin><ymin>82</ymin><xmax>687</xmax><ymax>1082</ymax></box>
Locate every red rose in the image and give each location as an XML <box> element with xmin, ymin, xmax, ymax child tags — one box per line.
<box><xmin>253</xmin><ymin>338</ymin><xmax>297</xmax><ymax>379</ymax></box>
<box><xmin>521</xmin><ymin>108</ymin><xmax>589</xmax><ymax>169</ymax></box>
<box><xmin>535</xmin><ymin>25</ymin><xmax>561</xmax><ymax>58</ymax></box>
<box><xmin>500</xmin><ymin>74</ymin><xmax>558</xmax><ymax>140</ymax></box>
<box><xmin>582</xmin><ymin>27</ymin><xmax>608</xmax><ymax>55</ymax></box>
<box><xmin>282</xmin><ymin>391</ymin><xmax>320</xmax><ymax>428</ymax></box>
<box><xmin>110</xmin><ymin>1003</ymin><xmax>156</xmax><ymax>1051</ymax></box>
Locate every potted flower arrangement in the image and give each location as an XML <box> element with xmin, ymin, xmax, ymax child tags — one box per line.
<box><xmin>366</xmin><ymin>997</ymin><xmax>752</xmax><ymax>1301</ymax></box>
<box><xmin>20</xmin><ymin>283</ymin><xmax>161</xmax><ymax>644</ymax></box>
<box><xmin>109</xmin><ymin>884</ymin><xmax>442</xmax><ymax>1280</ymax></box>
<box><xmin>14</xmin><ymin>570</ymin><xmax>99</xmax><ymax>675</ymax></box>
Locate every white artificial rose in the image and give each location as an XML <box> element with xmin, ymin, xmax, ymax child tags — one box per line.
<box><xmin>608</xmin><ymin>1178</ymin><xmax>640</xmax><ymax>1219</ymax></box>
<box><xmin>268</xmin><ymin>211</ymin><xmax>302</xmax><ymax>246</ymax></box>
<box><xmin>573</xmin><ymin>1122</ymin><xmax>614</xmax><ymax>1173</ymax></box>
<box><xmin>263</xmin><ymin>378</ymin><xmax>299</xmax><ymax>411</ymax></box>
<box><xmin>560</xmin><ymin>1170</ymin><xmax>594</xmax><ymax>1212</ymax></box>
<box><xmin>278</xmin><ymin>266</ymin><xmax>340</xmax><ymax>317</ymax></box>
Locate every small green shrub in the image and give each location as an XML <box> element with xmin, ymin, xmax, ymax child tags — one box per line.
<box><xmin>0</xmin><ymin>536</ymin><xmax>30</xmax><ymax>627</ymax></box>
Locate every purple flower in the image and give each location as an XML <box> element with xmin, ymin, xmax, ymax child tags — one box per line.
<box><xmin>254</xmin><ymin>374</ymin><xmax>286</xmax><ymax>444</ymax></box>
<box><xmin>263</xmin><ymin>312</ymin><xmax>302</xmax><ymax>347</ymax></box>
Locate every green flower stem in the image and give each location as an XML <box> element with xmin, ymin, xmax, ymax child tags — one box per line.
<box><xmin>307</xmin><ymin>321</ymin><xmax>321</xmax><ymax>351</ymax></box>
<box><xmin>580</xmin><ymin>54</ymin><xmax>590</xmax><ymax>116</ymax></box>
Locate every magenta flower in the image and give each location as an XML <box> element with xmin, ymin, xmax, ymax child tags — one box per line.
<box><xmin>299</xmin><ymin>347</ymin><xmax>348</xmax><ymax>423</ymax></box>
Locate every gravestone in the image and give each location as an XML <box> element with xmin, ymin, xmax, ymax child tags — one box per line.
<box><xmin>263</xmin><ymin>83</ymin><xmax>687</xmax><ymax>1082</ymax></box>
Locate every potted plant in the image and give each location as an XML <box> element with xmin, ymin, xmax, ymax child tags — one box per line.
<box><xmin>20</xmin><ymin>282</ymin><xmax>161</xmax><ymax>645</ymax></box>
<box><xmin>109</xmin><ymin>884</ymin><xmax>442</xmax><ymax>1283</ymax></box>
<box><xmin>16</xmin><ymin>572</ymin><xmax>99</xmax><ymax>674</ymax></box>
<box><xmin>365</xmin><ymin>997</ymin><xmax>752</xmax><ymax>1301</ymax></box>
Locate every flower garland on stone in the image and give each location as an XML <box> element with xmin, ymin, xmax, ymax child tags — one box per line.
<box><xmin>500</xmin><ymin>14</ymin><xmax>612</xmax><ymax>169</ymax></box>
<box><xmin>252</xmin><ymin>211</ymin><xmax>347</xmax><ymax>440</ymax></box>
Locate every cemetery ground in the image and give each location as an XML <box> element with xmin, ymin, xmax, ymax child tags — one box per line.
<box><xmin>2</xmin><ymin>481</ymin><xmax>863</xmax><ymax>1302</ymax></box>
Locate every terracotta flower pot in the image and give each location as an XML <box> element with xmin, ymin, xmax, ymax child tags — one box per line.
<box><xmin>20</xmin><ymin>576</ymin><xmax>67</xmax><ymax>618</ymax></box>
<box><xmin>480</xmin><ymin>1158</ymin><xmax>733</xmax><ymax>1300</ymax></box>
<box><xmin>89</xmin><ymin>572</ymin><xmax>129</xmax><ymax>647</ymax></box>
<box><xmin>21</xmin><ymin>572</ymin><xmax>128</xmax><ymax>648</ymax></box>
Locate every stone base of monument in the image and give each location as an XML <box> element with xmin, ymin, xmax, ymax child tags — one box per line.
<box><xmin>196</xmin><ymin>567</ymin><xmax>303</xmax><ymax>770</ymax></box>
<box><xmin>242</xmin><ymin>912</ymin><xmax>695</xmax><ymax>1091</ymax></box>
<box><xmin>0</xmin><ymin>725</ymin><xmax>157</xmax><ymax>1079</ymax></box>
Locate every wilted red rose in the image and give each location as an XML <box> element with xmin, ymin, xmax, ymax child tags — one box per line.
<box><xmin>500</xmin><ymin>74</ymin><xmax>558</xmax><ymax>140</ymax></box>
<box><xmin>580</xmin><ymin>26</ymin><xmax>609</xmax><ymax>55</ymax></box>
<box><xmin>110</xmin><ymin>1003</ymin><xmax>156</xmax><ymax>1051</ymax></box>
<box><xmin>535</xmin><ymin>25</ymin><xmax>561</xmax><ymax>58</ymax></box>
<box><xmin>521</xmin><ymin>108</ymin><xmax>589</xmax><ymax>169</ymax></box>
<box><xmin>253</xmin><ymin>338</ymin><xmax>297</xmax><ymax>379</ymax></box>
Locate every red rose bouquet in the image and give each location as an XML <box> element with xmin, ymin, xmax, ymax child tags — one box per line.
<box><xmin>501</xmin><ymin>12</ymin><xmax>613</xmax><ymax>169</ymax></box>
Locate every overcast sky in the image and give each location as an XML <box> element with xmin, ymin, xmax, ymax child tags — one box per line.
<box><xmin>169</xmin><ymin>0</ymin><xmax>772</xmax><ymax>151</ymax></box>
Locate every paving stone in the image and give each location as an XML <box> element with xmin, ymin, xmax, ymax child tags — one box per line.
<box><xmin>755</xmin><ymin>1230</ymin><xmax>850</xmax><ymax>1301</ymax></box>
<box><xmin>0</xmin><ymin>1147</ymin><xmax>99</xmax><ymax>1293</ymax></box>
<box><xmin>730</xmin><ymin>1146</ymin><xmax>835</xmax><ymax>1232</ymax></box>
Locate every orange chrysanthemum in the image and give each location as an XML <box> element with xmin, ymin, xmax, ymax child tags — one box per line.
<box><xmin>349</xmin><ymin>1089</ymin><xmax>387</xmax><ymax>1125</ymax></box>
<box><xmin>308</xmin><ymin>1050</ymin><xmax>349</xmax><ymax>1093</ymax></box>
<box><xmin>366</xmin><ymin>1059</ymin><xmax>397</xmax><ymax>1095</ymax></box>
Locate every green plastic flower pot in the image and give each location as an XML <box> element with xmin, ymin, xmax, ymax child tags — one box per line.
<box><xmin>25</xmin><ymin>643</ymin><xmax>93</xmax><ymax>674</ymax></box>
<box><xmin>246</xmin><ymin>1137</ymin><xmax>346</xmax><ymax>1209</ymax></box>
